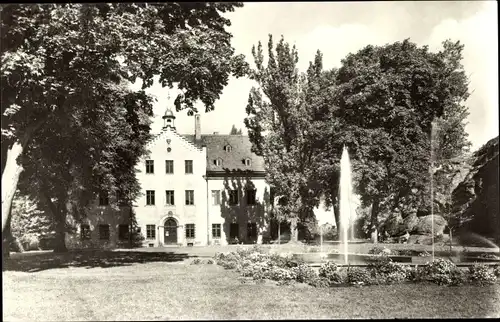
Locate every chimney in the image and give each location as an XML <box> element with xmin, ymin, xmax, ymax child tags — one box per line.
<box><xmin>195</xmin><ymin>114</ymin><xmax>201</xmax><ymax>141</ymax></box>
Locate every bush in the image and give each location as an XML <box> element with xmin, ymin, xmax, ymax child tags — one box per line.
<box><xmin>319</xmin><ymin>262</ymin><xmax>344</xmax><ymax>285</ymax></box>
<box><xmin>418</xmin><ymin>251</ymin><xmax>431</xmax><ymax>257</ymax></box>
<box><xmin>449</xmin><ymin>268</ymin><xmax>469</xmax><ymax>286</ymax></box>
<box><xmin>268</xmin><ymin>253</ymin><xmax>299</xmax><ymax>268</ymax></box>
<box><xmin>422</xmin><ymin>259</ymin><xmax>457</xmax><ymax>285</ymax></box>
<box><xmin>493</xmin><ymin>266</ymin><xmax>500</xmax><ymax>278</ymax></box>
<box><xmin>368</xmin><ymin>256</ymin><xmax>410</xmax><ymax>284</ymax></box>
<box><xmin>291</xmin><ymin>264</ymin><xmax>317</xmax><ymax>283</ymax></box>
<box><xmin>347</xmin><ymin>267</ymin><xmax>372</xmax><ymax>286</ymax></box>
<box><xmin>469</xmin><ymin>263</ymin><xmax>497</xmax><ymax>285</ymax></box>
<box><xmin>267</xmin><ymin>267</ymin><xmax>297</xmax><ymax>281</ymax></box>
<box><xmin>205</xmin><ymin>259</ymin><xmax>214</xmax><ymax>265</ymax></box>
<box><xmin>307</xmin><ymin>276</ymin><xmax>330</xmax><ymax>288</ymax></box>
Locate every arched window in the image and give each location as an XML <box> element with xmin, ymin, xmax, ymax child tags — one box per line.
<box><xmin>224</xmin><ymin>145</ymin><xmax>232</xmax><ymax>152</ymax></box>
<box><xmin>244</xmin><ymin>158</ymin><xmax>251</xmax><ymax>166</ymax></box>
<box><xmin>213</xmin><ymin>158</ymin><xmax>222</xmax><ymax>166</ymax></box>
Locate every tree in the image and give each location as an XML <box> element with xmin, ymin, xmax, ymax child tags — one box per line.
<box><xmin>1</xmin><ymin>3</ymin><xmax>248</xmax><ymax>237</ymax></box>
<box><xmin>245</xmin><ymin>35</ymin><xmax>324</xmax><ymax>242</ymax></box>
<box><xmin>230</xmin><ymin>124</ymin><xmax>242</xmax><ymax>135</ymax></box>
<box><xmin>328</xmin><ymin>39</ymin><xmax>470</xmax><ymax>241</ymax></box>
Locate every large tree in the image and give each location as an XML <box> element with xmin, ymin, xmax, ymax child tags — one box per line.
<box><xmin>245</xmin><ymin>35</ymin><xmax>326</xmax><ymax>242</ymax></box>
<box><xmin>329</xmin><ymin>39</ymin><xmax>470</xmax><ymax>241</ymax></box>
<box><xmin>1</xmin><ymin>3</ymin><xmax>248</xmax><ymax>236</ymax></box>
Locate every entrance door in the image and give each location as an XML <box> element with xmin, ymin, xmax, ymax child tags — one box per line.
<box><xmin>164</xmin><ymin>218</ymin><xmax>177</xmax><ymax>244</ymax></box>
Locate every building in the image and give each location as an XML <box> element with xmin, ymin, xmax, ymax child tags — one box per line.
<box><xmin>66</xmin><ymin>108</ymin><xmax>273</xmax><ymax>248</ymax></box>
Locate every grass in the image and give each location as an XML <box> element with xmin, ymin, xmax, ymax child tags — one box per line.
<box><xmin>3</xmin><ymin>250</ymin><xmax>500</xmax><ymax>320</ymax></box>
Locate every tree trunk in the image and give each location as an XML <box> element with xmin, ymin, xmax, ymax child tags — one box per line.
<box><xmin>53</xmin><ymin>212</ymin><xmax>68</xmax><ymax>253</ymax></box>
<box><xmin>290</xmin><ymin>217</ymin><xmax>298</xmax><ymax>242</ymax></box>
<box><xmin>370</xmin><ymin>199</ymin><xmax>380</xmax><ymax>244</ymax></box>
<box><xmin>2</xmin><ymin>141</ymin><xmax>24</xmax><ymax>234</ymax></box>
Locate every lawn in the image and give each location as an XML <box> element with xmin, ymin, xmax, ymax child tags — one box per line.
<box><xmin>3</xmin><ymin>250</ymin><xmax>500</xmax><ymax>320</ymax></box>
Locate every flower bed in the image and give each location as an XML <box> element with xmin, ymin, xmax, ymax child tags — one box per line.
<box><xmin>213</xmin><ymin>245</ymin><xmax>499</xmax><ymax>288</ymax></box>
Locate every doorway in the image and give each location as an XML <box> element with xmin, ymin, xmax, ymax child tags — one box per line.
<box><xmin>164</xmin><ymin>218</ymin><xmax>178</xmax><ymax>244</ymax></box>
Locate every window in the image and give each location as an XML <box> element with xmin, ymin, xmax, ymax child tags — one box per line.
<box><xmin>185</xmin><ymin>160</ymin><xmax>193</xmax><ymax>174</ymax></box>
<box><xmin>224</xmin><ymin>145</ymin><xmax>232</xmax><ymax>152</ymax></box>
<box><xmin>146</xmin><ymin>160</ymin><xmax>154</xmax><ymax>174</ymax></box>
<box><xmin>146</xmin><ymin>224</ymin><xmax>156</xmax><ymax>239</ymax></box>
<box><xmin>165</xmin><ymin>160</ymin><xmax>174</xmax><ymax>174</ymax></box>
<box><xmin>99</xmin><ymin>192</ymin><xmax>109</xmax><ymax>206</ymax></box>
<box><xmin>146</xmin><ymin>190</ymin><xmax>155</xmax><ymax>205</ymax></box>
<box><xmin>245</xmin><ymin>159</ymin><xmax>251</xmax><ymax>166</ymax></box>
<box><xmin>211</xmin><ymin>190</ymin><xmax>221</xmax><ymax>205</ymax></box>
<box><xmin>213</xmin><ymin>159</ymin><xmax>222</xmax><ymax>166</ymax></box>
<box><xmin>185</xmin><ymin>224</ymin><xmax>195</xmax><ymax>238</ymax></box>
<box><xmin>118</xmin><ymin>224</ymin><xmax>129</xmax><ymax>240</ymax></box>
<box><xmin>185</xmin><ymin>190</ymin><xmax>194</xmax><ymax>205</ymax></box>
<box><xmin>229</xmin><ymin>190</ymin><xmax>239</xmax><ymax>205</ymax></box>
<box><xmin>81</xmin><ymin>224</ymin><xmax>91</xmax><ymax>240</ymax></box>
<box><xmin>230</xmin><ymin>223</ymin><xmax>239</xmax><ymax>238</ymax></box>
<box><xmin>247</xmin><ymin>223</ymin><xmax>257</xmax><ymax>239</ymax></box>
<box><xmin>165</xmin><ymin>190</ymin><xmax>175</xmax><ymax>206</ymax></box>
<box><xmin>246</xmin><ymin>189</ymin><xmax>256</xmax><ymax>205</ymax></box>
<box><xmin>99</xmin><ymin>224</ymin><xmax>110</xmax><ymax>240</ymax></box>
<box><xmin>212</xmin><ymin>224</ymin><xmax>221</xmax><ymax>238</ymax></box>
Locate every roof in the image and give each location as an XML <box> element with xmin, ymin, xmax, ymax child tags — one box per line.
<box><xmin>163</xmin><ymin>108</ymin><xmax>175</xmax><ymax>118</ymax></box>
<box><xmin>182</xmin><ymin>134</ymin><xmax>266</xmax><ymax>173</ymax></box>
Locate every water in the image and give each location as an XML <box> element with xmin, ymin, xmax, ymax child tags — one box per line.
<box><xmin>339</xmin><ymin>146</ymin><xmax>355</xmax><ymax>264</ymax></box>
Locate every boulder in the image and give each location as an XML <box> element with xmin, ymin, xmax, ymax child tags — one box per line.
<box><xmin>414</xmin><ymin>215</ymin><xmax>447</xmax><ymax>235</ymax></box>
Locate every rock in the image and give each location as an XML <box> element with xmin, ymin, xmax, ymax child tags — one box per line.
<box><xmin>451</xmin><ymin>136</ymin><xmax>499</xmax><ymax>244</ymax></box>
<box><xmin>404</xmin><ymin>213</ymin><xmax>420</xmax><ymax>233</ymax></box>
<box><xmin>414</xmin><ymin>215</ymin><xmax>447</xmax><ymax>235</ymax></box>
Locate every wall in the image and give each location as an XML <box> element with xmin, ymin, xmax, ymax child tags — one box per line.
<box><xmin>133</xmin><ymin>127</ymin><xmax>208</xmax><ymax>246</ymax></box>
<box><xmin>207</xmin><ymin>174</ymin><xmax>271</xmax><ymax>245</ymax></box>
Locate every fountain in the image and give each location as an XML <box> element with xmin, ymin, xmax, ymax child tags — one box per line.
<box><xmin>339</xmin><ymin>145</ymin><xmax>355</xmax><ymax>265</ymax></box>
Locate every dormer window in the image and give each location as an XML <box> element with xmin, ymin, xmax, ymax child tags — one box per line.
<box><xmin>213</xmin><ymin>158</ymin><xmax>222</xmax><ymax>166</ymax></box>
<box><xmin>243</xmin><ymin>158</ymin><xmax>251</xmax><ymax>166</ymax></box>
<box><xmin>224</xmin><ymin>145</ymin><xmax>232</xmax><ymax>152</ymax></box>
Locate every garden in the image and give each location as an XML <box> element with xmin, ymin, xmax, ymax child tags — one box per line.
<box><xmin>210</xmin><ymin>245</ymin><xmax>500</xmax><ymax>287</ymax></box>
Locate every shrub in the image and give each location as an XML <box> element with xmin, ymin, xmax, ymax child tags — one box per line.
<box><xmin>469</xmin><ymin>263</ymin><xmax>497</xmax><ymax>285</ymax></box>
<box><xmin>307</xmin><ymin>276</ymin><xmax>330</xmax><ymax>288</ymax></box>
<box><xmin>319</xmin><ymin>261</ymin><xmax>344</xmax><ymax>285</ymax></box>
<box><xmin>418</xmin><ymin>251</ymin><xmax>431</xmax><ymax>257</ymax></box>
<box><xmin>205</xmin><ymin>259</ymin><xmax>214</xmax><ymax>265</ymax></box>
<box><xmin>268</xmin><ymin>253</ymin><xmax>298</xmax><ymax>268</ymax></box>
<box><xmin>493</xmin><ymin>265</ymin><xmax>500</xmax><ymax>278</ymax></box>
<box><xmin>368</xmin><ymin>256</ymin><xmax>410</xmax><ymax>284</ymax></box>
<box><xmin>449</xmin><ymin>268</ymin><xmax>469</xmax><ymax>286</ymax></box>
<box><xmin>267</xmin><ymin>267</ymin><xmax>297</xmax><ymax>281</ymax></box>
<box><xmin>368</xmin><ymin>246</ymin><xmax>386</xmax><ymax>255</ymax></box>
<box><xmin>479</xmin><ymin>253</ymin><xmax>500</xmax><ymax>260</ymax></box>
<box><xmin>422</xmin><ymin>259</ymin><xmax>457</xmax><ymax>285</ymax></box>
<box><xmin>347</xmin><ymin>267</ymin><xmax>372</xmax><ymax>286</ymax></box>
<box><xmin>291</xmin><ymin>264</ymin><xmax>317</xmax><ymax>283</ymax></box>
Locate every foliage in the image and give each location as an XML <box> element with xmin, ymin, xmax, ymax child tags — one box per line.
<box><xmin>493</xmin><ymin>265</ymin><xmax>500</xmax><ymax>278</ymax></box>
<box><xmin>191</xmin><ymin>258</ymin><xmax>202</xmax><ymax>265</ymax></box>
<box><xmin>1</xmin><ymin>3</ymin><xmax>248</xmax><ymax>237</ymax></box>
<box><xmin>468</xmin><ymin>263</ymin><xmax>497</xmax><ymax>285</ymax></box>
<box><xmin>244</xmin><ymin>36</ymin><xmax>328</xmax><ymax>239</ymax></box>
<box><xmin>290</xmin><ymin>263</ymin><xmax>317</xmax><ymax>283</ymax></box>
<box><xmin>318</xmin><ymin>261</ymin><xmax>345</xmax><ymax>285</ymax></box>
<box><xmin>10</xmin><ymin>193</ymin><xmax>54</xmax><ymax>250</ymax></box>
<box><xmin>368</xmin><ymin>246</ymin><xmax>391</xmax><ymax>256</ymax></box>
<box><xmin>421</xmin><ymin>258</ymin><xmax>457</xmax><ymax>285</ymax></box>
<box><xmin>229</xmin><ymin>124</ymin><xmax>243</xmax><ymax>135</ymax></box>
<box><xmin>347</xmin><ymin>267</ymin><xmax>373</xmax><ymax>286</ymax></box>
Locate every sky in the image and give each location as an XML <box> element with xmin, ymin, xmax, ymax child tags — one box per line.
<box><xmin>131</xmin><ymin>1</ymin><xmax>498</xmax><ymax>151</ymax></box>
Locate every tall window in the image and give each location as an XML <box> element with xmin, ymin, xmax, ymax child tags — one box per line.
<box><xmin>185</xmin><ymin>224</ymin><xmax>195</xmax><ymax>238</ymax></box>
<box><xmin>146</xmin><ymin>190</ymin><xmax>155</xmax><ymax>205</ymax></box>
<box><xmin>165</xmin><ymin>190</ymin><xmax>175</xmax><ymax>205</ymax></box>
<box><xmin>99</xmin><ymin>192</ymin><xmax>109</xmax><ymax>206</ymax></box>
<box><xmin>185</xmin><ymin>190</ymin><xmax>194</xmax><ymax>205</ymax></box>
<box><xmin>230</xmin><ymin>223</ymin><xmax>239</xmax><ymax>238</ymax></box>
<box><xmin>165</xmin><ymin>160</ymin><xmax>174</xmax><ymax>174</ymax></box>
<box><xmin>146</xmin><ymin>224</ymin><xmax>156</xmax><ymax>239</ymax></box>
<box><xmin>211</xmin><ymin>190</ymin><xmax>221</xmax><ymax>205</ymax></box>
<box><xmin>81</xmin><ymin>224</ymin><xmax>91</xmax><ymax>240</ymax></box>
<box><xmin>229</xmin><ymin>190</ymin><xmax>239</xmax><ymax>205</ymax></box>
<box><xmin>146</xmin><ymin>160</ymin><xmax>154</xmax><ymax>174</ymax></box>
<box><xmin>185</xmin><ymin>160</ymin><xmax>193</xmax><ymax>174</ymax></box>
<box><xmin>99</xmin><ymin>224</ymin><xmax>110</xmax><ymax>240</ymax></box>
<box><xmin>118</xmin><ymin>224</ymin><xmax>129</xmax><ymax>240</ymax></box>
<box><xmin>212</xmin><ymin>224</ymin><xmax>221</xmax><ymax>238</ymax></box>
<box><xmin>246</xmin><ymin>189</ymin><xmax>256</xmax><ymax>205</ymax></box>
<box><xmin>247</xmin><ymin>222</ymin><xmax>257</xmax><ymax>239</ymax></box>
